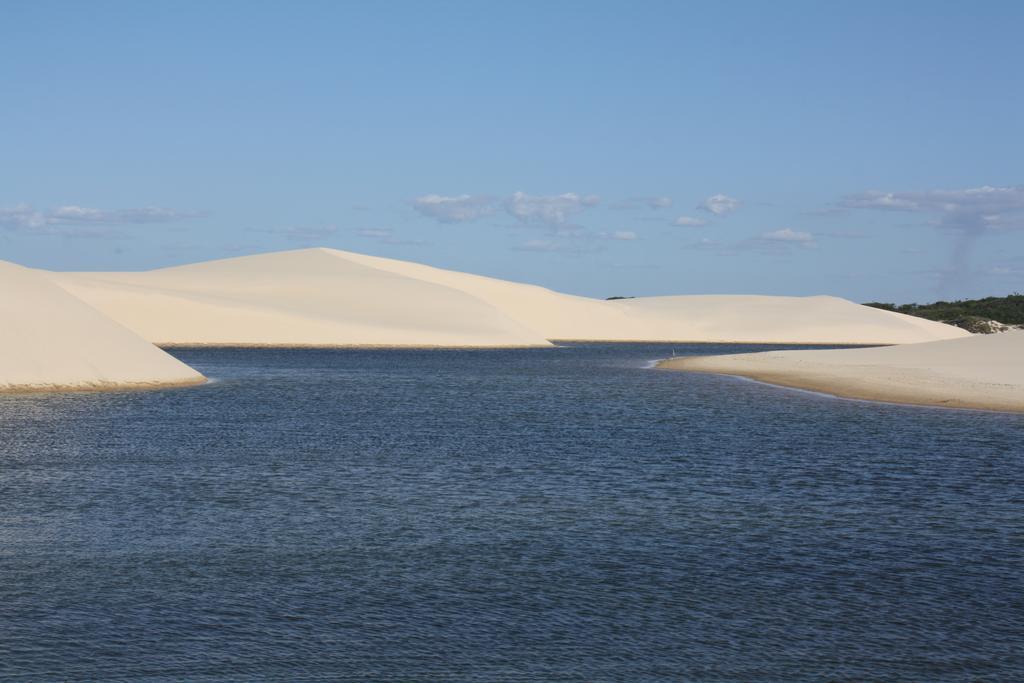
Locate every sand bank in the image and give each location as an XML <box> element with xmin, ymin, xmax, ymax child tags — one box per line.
<box><xmin>659</xmin><ymin>331</ymin><xmax>1024</xmax><ymax>413</ymax></box>
<box><xmin>0</xmin><ymin>260</ymin><xmax>205</xmax><ymax>393</ymax></box>
<box><xmin>54</xmin><ymin>248</ymin><xmax>969</xmax><ymax>347</ymax></box>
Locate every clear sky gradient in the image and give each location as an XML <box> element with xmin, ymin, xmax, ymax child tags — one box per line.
<box><xmin>2</xmin><ymin>0</ymin><xmax>1022</xmax><ymax>302</ymax></box>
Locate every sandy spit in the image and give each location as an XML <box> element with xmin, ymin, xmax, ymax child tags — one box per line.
<box><xmin>658</xmin><ymin>331</ymin><xmax>1024</xmax><ymax>413</ymax></box>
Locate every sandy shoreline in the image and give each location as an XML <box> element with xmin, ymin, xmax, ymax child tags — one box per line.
<box><xmin>0</xmin><ymin>376</ymin><xmax>208</xmax><ymax>395</ymax></box>
<box><xmin>658</xmin><ymin>331</ymin><xmax>1024</xmax><ymax>413</ymax></box>
<box><xmin>153</xmin><ymin>340</ymin><xmax>878</xmax><ymax>349</ymax></box>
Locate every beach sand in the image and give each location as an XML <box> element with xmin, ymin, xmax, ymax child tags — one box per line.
<box><xmin>659</xmin><ymin>331</ymin><xmax>1024</xmax><ymax>413</ymax></box>
<box><xmin>0</xmin><ymin>260</ymin><xmax>205</xmax><ymax>393</ymax></box>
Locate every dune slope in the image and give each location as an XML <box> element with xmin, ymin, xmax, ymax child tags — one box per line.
<box><xmin>320</xmin><ymin>248</ymin><xmax>969</xmax><ymax>345</ymax></box>
<box><xmin>611</xmin><ymin>294</ymin><xmax>968</xmax><ymax>345</ymax></box>
<box><xmin>53</xmin><ymin>249</ymin><xmax>552</xmax><ymax>347</ymax></box>
<box><xmin>0</xmin><ymin>260</ymin><xmax>205</xmax><ymax>392</ymax></box>
<box><xmin>659</xmin><ymin>331</ymin><xmax>1024</xmax><ymax>412</ymax></box>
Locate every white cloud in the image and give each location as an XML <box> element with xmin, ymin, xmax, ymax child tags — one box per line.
<box><xmin>838</xmin><ymin>185</ymin><xmax>1024</xmax><ymax>233</ymax></box>
<box><xmin>0</xmin><ymin>204</ymin><xmax>46</xmax><ymax>229</ymax></box>
<box><xmin>0</xmin><ymin>203</ymin><xmax>203</xmax><ymax>237</ymax></box>
<box><xmin>247</xmin><ymin>225</ymin><xmax>338</xmax><ymax>242</ymax></box>
<box><xmin>355</xmin><ymin>227</ymin><xmax>426</xmax><ymax>246</ymax></box>
<box><xmin>48</xmin><ymin>206</ymin><xmax>204</xmax><ymax>224</ymax></box>
<box><xmin>682</xmin><ymin>237</ymin><xmax>722</xmax><ymax>251</ymax></box>
<box><xmin>412</xmin><ymin>194</ymin><xmax>495</xmax><ymax>223</ymax></box>
<box><xmin>674</xmin><ymin>216</ymin><xmax>707</xmax><ymax>227</ymax></box>
<box><xmin>611</xmin><ymin>196</ymin><xmax>672</xmax><ymax>210</ymax></box>
<box><xmin>760</xmin><ymin>228</ymin><xmax>816</xmax><ymax>245</ymax></box>
<box><xmin>516</xmin><ymin>239</ymin><xmax>561</xmax><ymax>252</ymax></box>
<box><xmin>512</xmin><ymin>237</ymin><xmax>601</xmax><ymax>255</ymax></box>
<box><xmin>283</xmin><ymin>226</ymin><xmax>338</xmax><ymax>241</ymax></box>
<box><xmin>986</xmin><ymin>263</ymin><xmax>1024</xmax><ymax>278</ymax></box>
<box><xmin>698</xmin><ymin>193</ymin><xmax>741</xmax><ymax>216</ymax></box>
<box><xmin>681</xmin><ymin>229</ymin><xmax>816</xmax><ymax>254</ymax></box>
<box><xmin>598</xmin><ymin>230</ymin><xmax>638</xmax><ymax>241</ymax></box>
<box><xmin>356</xmin><ymin>228</ymin><xmax>392</xmax><ymax>239</ymax></box>
<box><xmin>838</xmin><ymin>185</ymin><xmax>1024</xmax><ymax>291</ymax></box>
<box><xmin>505</xmin><ymin>191</ymin><xmax>600</xmax><ymax>226</ymax></box>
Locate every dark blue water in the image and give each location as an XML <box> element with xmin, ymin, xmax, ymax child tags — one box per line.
<box><xmin>1</xmin><ymin>344</ymin><xmax>1022</xmax><ymax>682</ymax></box>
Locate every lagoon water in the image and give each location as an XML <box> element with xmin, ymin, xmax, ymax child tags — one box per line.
<box><xmin>2</xmin><ymin>344</ymin><xmax>1023</xmax><ymax>681</ymax></box>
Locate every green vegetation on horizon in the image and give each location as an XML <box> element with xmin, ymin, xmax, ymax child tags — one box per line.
<box><xmin>865</xmin><ymin>294</ymin><xmax>1024</xmax><ymax>330</ymax></box>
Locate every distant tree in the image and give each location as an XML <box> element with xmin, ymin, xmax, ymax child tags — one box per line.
<box><xmin>864</xmin><ymin>294</ymin><xmax>1024</xmax><ymax>330</ymax></box>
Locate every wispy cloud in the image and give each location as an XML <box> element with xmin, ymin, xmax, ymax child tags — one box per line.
<box><xmin>247</xmin><ymin>225</ymin><xmax>339</xmax><ymax>242</ymax></box>
<box><xmin>698</xmin><ymin>193</ymin><xmax>741</xmax><ymax>216</ymax></box>
<box><xmin>598</xmin><ymin>230</ymin><xmax>638</xmax><ymax>241</ymax></box>
<box><xmin>412</xmin><ymin>194</ymin><xmax>495</xmax><ymax>223</ymax></box>
<box><xmin>673</xmin><ymin>216</ymin><xmax>708</xmax><ymax>227</ymax></box>
<box><xmin>0</xmin><ymin>203</ymin><xmax>205</xmax><ymax>237</ymax></box>
<box><xmin>505</xmin><ymin>191</ymin><xmax>600</xmax><ymax>227</ymax></box>
<box><xmin>512</xmin><ymin>238</ymin><xmax>600</xmax><ymax>255</ymax></box>
<box><xmin>683</xmin><ymin>229</ymin><xmax>817</xmax><ymax>254</ymax></box>
<box><xmin>759</xmin><ymin>228</ymin><xmax>816</xmax><ymax>246</ymax></box>
<box><xmin>356</xmin><ymin>228</ymin><xmax>392</xmax><ymax>239</ymax></box>
<box><xmin>838</xmin><ymin>185</ymin><xmax>1024</xmax><ymax>234</ymax></box>
<box><xmin>838</xmin><ymin>184</ymin><xmax>1024</xmax><ymax>292</ymax></box>
<box><xmin>682</xmin><ymin>237</ymin><xmax>722</xmax><ymax>251</ymax></box>
<box><xmin>817</xmin><ymin>229</ymin><xmax>868</xmax><ymax>239</ymax></box>
<box><xmin>50</xmin><ymin>206</ymin><xmax>205</xmax><ymax>224</ymax></box>
<box><xmin>411</xmin><ymin>191</ymin><xmax>602</xmax><ymax>233</ymax></box>
<box><xmin>987</xmin><ymin>263</ymin><xmax>1024</xmax><ymax>278</ymax></box>
<box><xmin>610</xmin><ymin>196</ymin><xmax>672</xmax><ymax>210</ymax></box>
<box><xmin>355</xmin><ymin>227</ymin><xmax>427</xmax><ymax>246</ymax></box>
<box><xmin>648</xmin><ymin>196</ymin><xmax>672</xmax><ymax>209</ymax></box>
<box><xmin>281</xmin><ymin>226</ymin><xmax>339</xmax><ymax>242</ymax></box>
<box><xmin>515</xmin><ymin>239</ymin><xmax>563</xmax><ymax>252</ymax></box>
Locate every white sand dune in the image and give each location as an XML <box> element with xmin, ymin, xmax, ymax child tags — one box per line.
<box><xmin>0</xmin><ymin>260</ymin><xmax>205</xmax><ymax>393</ymax></box>
<box><xmin>52</xmin><ymin>249</ymin><xmax>552</xmax><ymax>347</ymax></box>
<box><xmin>308</xmin><ymin>249</ymin><xmax>969</xmax><ymax>345</ymax></box>
<box><xmin>52</xmin><ymin>247</ymin><xmax>968</xmax><ymax>347</ymax></box>
<box><xmin>659</xmin><ymin>331</ymin><xmax>1024</xmax><ymax>413</ymax></box>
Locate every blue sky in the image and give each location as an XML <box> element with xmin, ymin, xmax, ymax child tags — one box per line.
<box><xmin>2</xmin><ymin>0</ymin><xmax>1022</xmax><ymax>302</ymax></box>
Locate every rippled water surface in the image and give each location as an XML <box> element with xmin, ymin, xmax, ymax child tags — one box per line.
<box><xmin>2</xmin><ymin>344</ymin><xmax>1023</xmax><ymax>681</ymax></box>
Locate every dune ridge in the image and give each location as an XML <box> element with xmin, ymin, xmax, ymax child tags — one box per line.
<box><xmin>659</xmin><ymin>331</ymin><xmax>1024</xmax><ymax>413</ymax></box>
<box><xmin>0</xmin><ymin>260</ymin><xmax>205</xmax><ymax>393</ymax></box>
<box><xmin>53</xmin><ymin>247</ymin><xmax>969</xmax><ymax>347</ymax></box>
<box><xmin>52</xmin><ymin>249</ymin><xmax>552</xmax><ymax>348</ymax></box>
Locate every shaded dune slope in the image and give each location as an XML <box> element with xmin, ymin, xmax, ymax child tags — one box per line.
<box><xmin>0</xmin><ymin>260</ymin><xmax>205</xmax><ymax>392</ymax></box>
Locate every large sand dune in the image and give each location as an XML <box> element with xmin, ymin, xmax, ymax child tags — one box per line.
<box><xmin>52</xmin><ymin>249</ymin><xmax>552</xmax><ymax>347</ymax></box>
<box><xmin>0</xmin><ymin>260</ymin><xmax>205</xmax><ymax>392</ymax></box>
<box><xmin>659</xmin><ymin>331</ymin><xmax>1024</xmax><ymax>413</ymax></box>
<box><xmin>52</xmin><ymin>248</ymin><xmax>971</xmax><ymax>347</ymax></box>
<box><xmin>289</xmin><ymin>248</ymin><xmax>968</xmax><ymax>345</ymax></box>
